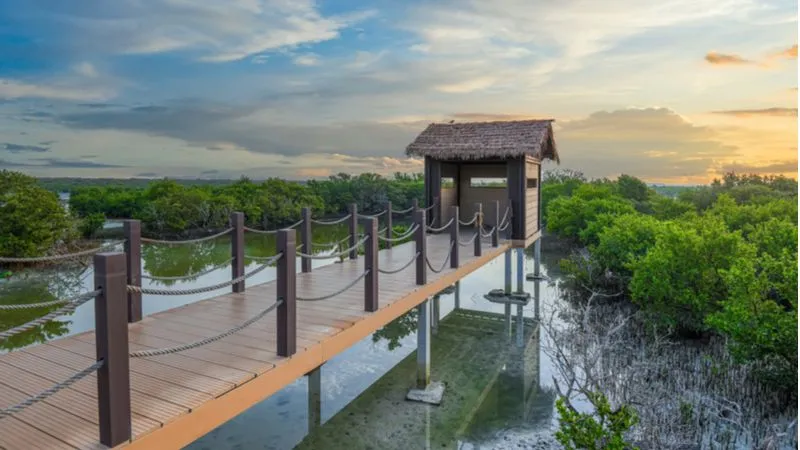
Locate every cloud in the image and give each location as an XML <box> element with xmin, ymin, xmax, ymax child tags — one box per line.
<box><xmin>555</xmin><ymin>107</ymin><xmax>738</xmax><ymax>181</ymax></box>
<box><xmin>15</xmin><ymin>1</ymin><xmax>373</xmax><ymax>63</ymax></box>
<box><xmin>2</xmin><ymin>143</ymin><xmax>50</xmax><ymax>153</ymax></box>
<box><xmin>705</xmin><ymin>51</ymin><xmax>753</xmax><ymax>65</ymax></box>
<box><xmin>774</xmin><ymin>44</ymin><xmax>798</xmax><ymax>59</ymax></box>
<box><xmin>136</xmin><ymin>172</ymin><xmax>160</xmax><ymax>177</ymax></box>
<box><xmin>292</xmin><ymin>54</ymin><xmax>321</xmax><ymax>66</ymax></box>
<box><xmin>711</xmin><ymin>107</ymin><xmax>797</xmax><ymax>117</ymax></box>
<box><xmin>718</xmin><ymin>159</ymin><xmax>798</xmax><ymax>174</ymax></box>
<box><xmin>0</xmin><ymin>157</ymin><xmax>124</xmax><ymax>168</ymax></box>
<box><xmin>0</xmin><ymin>79</ymin><xmax>115</xmax><ymax>101</ymax></box>
<box><xmin>295</xmin><ymin>167</ymin><xmax>331</xmax><ymax>178</ymax></box>
<box><xmin>73</xmin><ymin>62</ymin><xmax>99</xmax><ymax>78</ymax></box>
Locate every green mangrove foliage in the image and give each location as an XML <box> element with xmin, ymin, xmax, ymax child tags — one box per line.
<box><xmin>544</xmin><ymin>171</ymin><xmax>798</xmax><ymax>390</ymax></box>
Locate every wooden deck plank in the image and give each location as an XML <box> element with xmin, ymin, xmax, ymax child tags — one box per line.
<box><xmin>0</xmin><ymin>234</ymin><xmax>510</xmax><ymax>449</ymax></box>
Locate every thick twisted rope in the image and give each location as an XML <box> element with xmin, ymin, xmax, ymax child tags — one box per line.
<box><xmin>312</xmin><ymin>234</ymin><xmax>350</xmax><ymax>249</ymax></box>
<box><xmin>498</xmin><ymin>221</ymin><xmax>510</xmax><ymax>232</ymax></box>
<box><xmin>425</xmin><ymin>241</ymin><xmax>454</xmax><ymax>274</ymax></box>
<box><xmin>0</xmin><ymin>289</ymin><xmax>100</xmax><ymax>311</ymax></box>
<box><xmin>427</xmin><ymin>217</ymin><xmax>455</xmax><ymax>233</ymax></box>
<box><xmin>127</xmin><ymin>253</ymin><xmax>282</xmax><ymax>296</ymax></box>
<box><xmin>141</xmin><ymin>228</ymin><xmax>232</xmax><ymax>245</ymax></box>
<box><xmin>0</xmin><ymin>241</ymin><xmax>125</xmax><ymax>263</ymax></box>
<box><xmin>297</xmin><ymin>270</ymin><xmax>369</xmax><ymax>301</ymax></box>
<box><xmin>130</xmin><ymin>300</ymin><xmax>283</xmax><ymax>358</ymax></box>
<box><xmin>459</xmin><ymin>232</ymin><xmax>479</xmax><ymax>247</ymax></box>
<box><xmin>458</xmin><ymin>214</ymin><xmax>479</xmax><ymax>226</ymax></box>
<box><xmin>141</xmin><ymin>258</ymin><xmax>234</xmax><ymax>282</ymax></box>
<box><xmin>0</xmin><ymin>289</ymin><xmax>100</xmax><ymax>340</ymax></box>
<box><xmin>378</xmin><ymin>224</ymin><xmax>419</xmax><ymax>243</ymax></box>
<box><xmin>298</xmin><ymin>236</ymin><xmax>367</xmax><ymax>260</ymax></box>
<box><xmin>0</xmin><ymin>359</ymin><xmax>104</xmax><ymax>419</ymax></box>
<box><xmin>357</xmin><ymin>210</ymin><xmax>387</xmax><ymax>219</ymax></box>
<box><xmin>310</xmin><ymin>214</ymin><xmax>352</xmax><ymax>225</ymax></box>
<box><xmin>498</xmin><ymin>207</ymin><xmax>511</xmax><ymax>228</ymax></box>
<box><xmin>480</xmin><ymin>225</ymin><xmax>497</xmax><ymax>238</ymax></box>
<box><xmin>244</xmin><ymin>219</ymin><xmax>303</xmax><ymax>234</ymax></box>
<box><xmin>392</xmin><ymin>206</ymin><xmax>414</xmax><ymax>215</ymax></box>
<box><xmin>378</xmin><ymin>252</ymin><xmax>420</xmax><ymax>275</ymax></box>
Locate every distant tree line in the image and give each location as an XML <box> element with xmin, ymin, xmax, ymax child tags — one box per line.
<box><xmin>542</xmin><ymin>169</ymin><xmax>798</xmax><ymax>392</ymax></box>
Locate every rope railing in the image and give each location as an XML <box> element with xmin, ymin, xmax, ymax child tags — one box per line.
<box><xmin>0</xmin><ymin>359</ymin><xmax>104</xmax><ymax>419</ymax></box>
<box><xmin>0</xmin><ymin>288</ymin><xmax>99</xmax><ymax>311</ymax></box>
<box><xmin>297</xmin><ymin>270</ymin><xmax>369</xmax><ymax>301</ymax></box>
<box><xmin>425</xmin><ymin>241</ymin><xmax>454</xmax><ymax>274</ymax></box>
<box><xmin>141</xmin><ymin>258</ymin><xmax>234</xmax><ymax>282</ymax></box>
<box><xmin>357</xmin><ymin>210</ymin><xmax>387</xmax><ymax>219</ymax></box>
<box><xmin>458</xmin><ymin>232</ymin><xmax>479</xmax><ymax>247</ymax></box>
<box><xmin>130</xmin><ymin>300</ymin><xmax>283</xmax><ymax>358</ymax></box>
<box><xmin>480</xmin><ymin>225</ymin><xmax>496</xmax><ymax>238</ymax></box>
<box><xmin>378</xmin><ymin>252</ymin><xmax>419</xmax><ymax>275</ymax></box>
<box><xmin>427</xmin><ymin>217</ymin><xmax>455</xmax><ymax>233</ymax></box>
<box><xmin>0</xmin><ymin>289</ymin><xmax>101</xmax><ymax>340</ymax></box>
<box><xmin>498</xmin><ymin>207</ymin><xmax>511</xmax><ymax>228</ymax></box>
<box><xmin>423</xmin><ymin>201</ymin><xmax>437</xmax><ymax>212</ymax></box>
<box><xmin>244</xmin><ymin>219</ymin><xmax>304</xmax><ymax>234</ymax></box>
<box><xmin>310</xmin><ymin>214</ymin><xmax>352</xmax><ymax>225</ymax></box>
<box><xmin>0</xmin><ymin>241</ymin><xmax>125</xmax><ymax>264</ymax></box>
<box><xmin>141</xmin><ymin>228</ymin><xmax>232</xmax><ymax>245</ymax></box>
<box><xmin>458</xmin><ymin>214</ymin><xmax>479</xmax><ymax>226</ymax></box>
<box><xmin>378</xmin><ymin>224</ymin><xmax>419</xmax><ymax>243</ymax></box>
<box><xmin>297</xmin><ymin>235</ymin><xmax>368</xmax><ymax>260</ymax></box>
<box><xmin>311</xmin><ymin>235</ymin><xmax>350</xmax><ymax>249</ymax></box>
<box><xmin>392</xmin><ymin>206</ymin><xmax>414</xmax><ymax>215</ymax></box>
<box><xmin>127</xmin><ymin>253</ymin><xmax>283</xmax><ymax>296</ymax></box>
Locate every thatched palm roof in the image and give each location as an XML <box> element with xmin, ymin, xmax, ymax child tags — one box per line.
<box><xmin>405</xmin><ymin>119</ymin><xmax>559</xmax><ymax>163</ymax></box>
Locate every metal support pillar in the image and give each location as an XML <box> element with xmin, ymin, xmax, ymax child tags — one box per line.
<box><xmin>534</xmin><ymin>237</ymin><xmax>542</xmax><ymax>277</ymax></box>
<box><xmin>516</xmin><ymin>248</ymin><xmax>524</xmax><ymax>293</ymax></box>
<box><xmin>307</xmin><ymin>366</ymin><xmax>321</xmax><ymax>432</ymax></box>
<box><xmin>431</xmin><ymin>295</ymin><xmax>440</xmax><ymax>335</ymax></box>
<box><xmin>533</xmin><ymin>277</ymin><xmax>541</xmax><ymax>321</ymax></box>
<box><xmin>516</xmin><ymin>304</ymin><xmax>524</xmax><ymax>348</ymax></box>
<box><xmin>454</xmin><ymin>281</ymin><xmax>460</xmax><ymax>310</ymax></box>
<box><xmin>504</xmin><ymin>249</ymin><xmax>512</xmax><ymax>294</ymax></box>
<box><xmin>416</xmin><ymin>299</ymin><xmax>431</xmax><ymax>389</ymax></box>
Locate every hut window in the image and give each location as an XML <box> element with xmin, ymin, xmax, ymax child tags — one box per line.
<box><xmin>470</xmin><ymin>177</ymin><xmax>507</xmax><ymax>188</ymax></box>
<box><xmin>527</xmin><ymin>178</ymin><xmax>538</xmax><ymax>188</ymax></box>
<box><xmin>442</xmin><ymin>177</ymin><xmax>455</xmax><ymax>188</ymax></box>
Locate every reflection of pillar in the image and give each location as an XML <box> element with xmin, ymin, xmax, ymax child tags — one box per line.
<box><xmin>454</xmin><ymin>281</ymin><xmax>461</xmax><ymax>309</ymax></box>
<box><xmin>534</xmin><ymin>238</ymin><xmax>542</xmax><ymax>277</ymax></box>
<box><xmin>307</xmin><ymin>366</ymin><xmax>321</xmax><ymax>433</ymax></box>
<box><xmin>504</xmin><ymin>304</ymin><xmax>512</xmax><ymax>338</ymax></box>
<box><xmin>417</xmin><ymin>299</ymin><xmax>431</xmax><ymax>389</ymax></box>
<box><xmin>424</xmin><ymin>405</ymin><xmax>432</xmax><ymax>450</ymax></box>
<box><xmin>516</xmin><ymin>248</ymin><xmax>524</xmax><ymax>293</ymax></box>
<box><xmin>515</xmin><ymin>304</ymin><xmax>524</xmax><ymax>348</ymax></box>
<box><xmin>504</xmin><ymin>249</ymin><xmax>512</xmax><ymax>294</ymax></box>
<box><xmin>431</xmin><ymin>295</ymin><xmax>440</xmax><ymax>335</ymax></box>
<box><xmin>533</xmin><ymin>279</ymin><xmax>540</xmax><ymax>320</ymax></box>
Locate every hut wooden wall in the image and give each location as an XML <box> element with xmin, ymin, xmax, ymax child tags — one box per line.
<box><xmin>458</xmin><ymin>163</ymin><xmax>508</xmax><ymax>224</ymax></box>
<box><xmin>525</xmin><ymin>156</ymin><xmax>541</xmax><ymax>241</ymax></box>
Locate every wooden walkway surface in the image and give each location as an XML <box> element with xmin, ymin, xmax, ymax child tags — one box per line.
<box><xmin>0</xmin><ymin>233</ymin><xmax>509</xmax><ymax>449</ymax></box>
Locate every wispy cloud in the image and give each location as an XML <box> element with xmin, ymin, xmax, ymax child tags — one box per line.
<box><xmin>2</xmin><ymin>142</ymin><xmax>50</xmax><ymax>153</ymax></box>
<box><xmin>711</xmin><ymin>107</ymin><xmax>797</xmax><ymax>117</ymax></box>
<box><xmin>705</xmin><ymin>51</ymin><xmax>753</xmax><ymax>65</ymax></box>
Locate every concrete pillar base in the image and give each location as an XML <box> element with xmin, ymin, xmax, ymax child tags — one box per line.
<box><xmin>406</xmin><ymin>381</ymin><xmax>446</xmax><ymax>405</ymax></box>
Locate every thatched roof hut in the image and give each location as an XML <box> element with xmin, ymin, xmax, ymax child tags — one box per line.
<box><xmin>405</xmin><ymin>119</ymin><xmax>559</xmax><ymax>163</ymax></box>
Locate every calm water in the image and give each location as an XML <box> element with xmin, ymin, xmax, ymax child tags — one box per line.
<box><xmin>0</xmin><ymin>226</ymin><xmax>574</xmax><ymax>449</ymax></box>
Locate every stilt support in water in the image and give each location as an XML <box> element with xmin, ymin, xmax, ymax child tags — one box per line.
<box><xmin>515</xmin><ymin>248</ymin><xmax>524</xmax><ymax>293</ymax></box>
<box><xmin>504</xmin><ymin>249</ymin><xmax>512</xmax><ymax>294</ymax></box>
<box><xmin>307</xmin><ymin>366</ymin><xmax>321</xmax><ymax>432</ymax></box>
<box><xmin>454</xmin><ymin>280</ymin><xmax>460</xmax><ymax>310</ymax></box>
<box><xmin>407</xmin><ymin>298</ymin><xmax>445</xmax><ymax>405</ymax></box>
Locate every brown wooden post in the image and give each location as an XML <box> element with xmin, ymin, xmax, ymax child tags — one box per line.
<box><xmin>230</xmin><ymin>212</ymin><xmax>245</xmax><ymax>293</ymax></box>
<box><xmin>492</xmin><ymin>200</ymin><xmax>500</xmax><ymax>247</ymax></box>
<box><xmin>385</xmin><ymin>201</ymin><xmax>393</xmax><ymax>249</ymax></box>
<box><xmin>94</xmin><ymin>252</ymin><xmax>131</xmax><ymax>447</ymax></box>
<box><xmin>363</xmin><ymin>217</ymin><xmax>379</xmax><ymax>312</ymax></box>
<box><xmin>450</xmin><ymin>205</ymin><xmax>459</xmax><ymax>268</ymax></box>
<box><xmin>413</xmin><ymin>209</ymin><xmax>426</xmax><ymax>285</ymax></box>
<box><xmin>506</xmin><ymin>199</ymin><xmax>514</xmax><ymax>240</ymax></box>
<box><xmin>123</xmin><ymin>220</ymin><xmax>141</xmax><ymax>323</ymax></box>
<box><xmin>474</xmin><ymin>203</ymin><xmax>482</xmax><ymax>257</ymax></box>
<box><xmin>348</xmin><ymin>203</ymin><xmax>358</xmax><ymax>260</ymax></box>
<box><xmin>276</xmin><ymin>229</ymin><xmax>297</xmax><ymax>357</ymax></box>
<box><xmin>300</xmin><ymin>207</ymin><xmax>312</xmax><ymax>273</ymax></box>
<box><xmin>412</xmin><ymin>198</ymin><xmax>419</xmax><ymax>211</ymax></box>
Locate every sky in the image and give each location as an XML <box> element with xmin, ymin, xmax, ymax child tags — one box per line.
<box><xmin>0</xmin><ymin>0</ymin><xmax>796</xmax><ymax>184</ymax></box>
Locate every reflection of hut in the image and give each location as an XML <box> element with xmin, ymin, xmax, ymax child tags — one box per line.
<box><xmin>406</xmin><ymin>120</ymin><xmax>559</xmax><ymax>248</ymax></box>
<box><xmin>296</xmin><ymin>309</ymin><xmax>555</xmax><ymax>449</ymax></box>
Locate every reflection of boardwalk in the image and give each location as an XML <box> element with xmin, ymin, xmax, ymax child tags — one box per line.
<box><xmin>295</xmin><ymin>309</ymin><xmax>554</xmax><ymax>450</ymax></box>
<box><xmin>0</xmin><ymin>234</ymin><xmax>509</xmax><ymax>449</ymax></box>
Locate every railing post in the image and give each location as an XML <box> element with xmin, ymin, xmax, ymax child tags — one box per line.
<box><xmin>276</xmin><ymin>229</ymin><xmax>297</xmax><ymax>357</ymax></box>
<box><xmin>506</xmin><ymin>198</ymin><xmax>514</xmax><ymax>240</ymax></box>
<box><xmin>414</xmin><ymin>209</ymin><xmax>426</xmax><ymax>285</ymax></box>
<box><xmin>230</xmin><ymin>212</ymin><xmax>245</xmax><ymax>293</ymax></box>
<box><xmin>492</xmin><ymin>201</ymin><xmax>500</xmax><ymax>247</ymax></box>
<box><xmin>385</xmin><ymin>201</ymin><xmax>393</xmax><ymax>249</ymax></box>
<box><xmin>450</xmin><ymin>205</ymin><xmax>459</xmax><ymax>268</ymax></box>
<box><xmin>363</xmin><ymin>217</ymin><xmax>379</xmax><ymax>312</ymax></box>
<box><xmin>412</xmin><ymin>198</ymin><xmax>419</xmax><ymax>212</ymax></box>
<box><xmin>94</xmin><ymin>252</ymin><xmax>131</xmax><ymax>447</ymax></box>
<box><xmin>123</xmin><ymin>220</ymin><xmax>141</xmax><ymax>323</ymax></box>
<box><xmin>301</xmin><ymin>207</ymin><xmax>312</xmax><ymax>273</ymax></box>
<box><xmin>348</xmin><ymin>203</ymin><xmax>358</xmax><ymax>260</ymax></box>
<box><xmin>474</xmin><ymin>203</ymin><xmax>482</xmax><ymax>257</ymax></box>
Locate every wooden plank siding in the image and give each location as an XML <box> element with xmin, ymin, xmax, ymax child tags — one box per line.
<box><xmin>0</xmin><ymin>232</ymin><xmax>509</xmax><ymax>450</ymax></box>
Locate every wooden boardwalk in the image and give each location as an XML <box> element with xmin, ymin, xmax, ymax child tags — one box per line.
<box><xmin>0</xmin><ymin>232</ymin><xmax>510</xmax><ymax>449</ymax></box>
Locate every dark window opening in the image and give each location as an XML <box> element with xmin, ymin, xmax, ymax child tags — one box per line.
<box><xmin>527</xmin><ymin>178</ymin><xmax>538</xmax><ymax>188</ymax></box>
